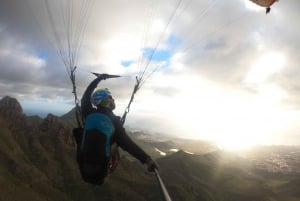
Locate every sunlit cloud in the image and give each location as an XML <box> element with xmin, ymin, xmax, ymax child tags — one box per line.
<box><xmin>244</xmin><ymin>52</ymin><xmax>286</xmax><ymax>84</ymax></box>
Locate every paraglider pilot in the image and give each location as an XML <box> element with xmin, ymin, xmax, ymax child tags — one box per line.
<box><xmin>76</xmin><ymin>74</ymin><xmax>157</xmax><ymax>185</ymax></box>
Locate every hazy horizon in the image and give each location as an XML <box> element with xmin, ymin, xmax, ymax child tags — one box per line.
<box><xmin>1</xmin><ymin>95</ymin><xmax>297</xmax><ymax>151</ymax></box>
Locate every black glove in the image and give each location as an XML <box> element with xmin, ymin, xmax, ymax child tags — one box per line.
<box><xmin>145</xmin><ymin>157</ymin><xmax>158</xmax><ymax>172</ymax></box>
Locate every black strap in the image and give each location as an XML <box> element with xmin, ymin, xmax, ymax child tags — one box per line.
<box><xmin>70</xmin><ymin>66</ymin><xmax>83</xmax><ymax>128</ymax></box>
<box><xmin>121</xmin><ymin>76</ymin><xmax>141</xmax><ymax>125</ymax></box>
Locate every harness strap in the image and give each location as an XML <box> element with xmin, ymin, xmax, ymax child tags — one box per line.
<box><xmin>121</xmin><ymin>76</ymin><xmax>141</xmax><ymax>125</ymax></box>
<box><xmin>70</xmin><ymin>66</ymin><xmax>83</xmax><ymax>128</ymax></box>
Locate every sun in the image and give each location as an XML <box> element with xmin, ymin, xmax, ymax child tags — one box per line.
<box><xmin>216</xmin><ymin>137</ymin><xmax>258</xmax><ymax>150</ymax></box>
<box><xmin>141</xmin><ymin>52</ymin><xmax>290</xmax><ymax>151</ymax></box>
<box><xmin>156</xmin><ymin>65</ymin><xmax>291</xmax><ymax>150</ymax></box>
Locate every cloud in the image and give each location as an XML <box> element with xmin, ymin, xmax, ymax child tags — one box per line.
<box><xmin>1</xmin><ymin>0</ymin><xmax>300</xmax><ymax>145</ymax></box>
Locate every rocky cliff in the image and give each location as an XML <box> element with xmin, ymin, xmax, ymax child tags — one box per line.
<box><xmin>0</xmin><ymin>96</ymin><xmax>26</xmax><ymax>128</ymax></box>
<box><xmin>0</xmin><ymin>96</ymin><xmax>74</xmax><ymax>146</ymax></box>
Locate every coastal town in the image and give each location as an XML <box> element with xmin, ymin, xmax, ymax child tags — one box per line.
<box><xmin>247</xmin><ymin>146</ymin><xmax>300</xmax><ymax>174</ymax></box>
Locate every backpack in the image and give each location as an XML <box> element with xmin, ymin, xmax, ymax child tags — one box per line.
<box><xmin>73</xmin><ymin>112</ymin><xmax>114</xmax><ymax>185</ymax></box>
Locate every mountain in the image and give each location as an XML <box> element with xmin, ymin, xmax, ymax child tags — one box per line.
<box><xmin>0</xmin><ymin>96</ymin><xmax>300</xmax><ymax>201</ymax></box>
<box><xmin>60</xmin><ymin>107</ymin><xmax>79</xmax><ymax>128</ymax></box>
<box><xmin>0</xmin><ymin>96</ymin><xmax>78</xmax><ymax>201</ymax></box>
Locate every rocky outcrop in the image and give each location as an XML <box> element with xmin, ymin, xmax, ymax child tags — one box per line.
<box><xmin>40</xmin><ymin>114</ymin><xmax>62</xmax><ymax>131</ymax></box>
<box><xmin>0</xmin><ymin>96</ymin><xmax>74</xmax><ymax>146</ymax></box>
<box><xmin>0</xmin><ymin>96</ymin><xmax>26</xmax><ymax>128</ymax></box>
<box><xmin>40</xmin><ymin>114</ymin><xmax>74</xmax><ymax>146</ymax></box>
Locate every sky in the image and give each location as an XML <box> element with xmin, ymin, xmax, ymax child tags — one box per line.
<box><xmin>1</xmin><ymin>0</ymin><xmax>300</xmax><ymax>149</ymax></box>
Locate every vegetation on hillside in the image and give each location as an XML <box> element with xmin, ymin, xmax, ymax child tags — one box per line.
<box><xmin>0</xmin><ymin>96</ymin><xmax>300</xmax><ymax>201</ymax></box>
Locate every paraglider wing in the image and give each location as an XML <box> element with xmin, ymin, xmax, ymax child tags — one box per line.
<box><xmin>249</xmin><ymin>0</ymin><xmax>277</xmax><ymax>7</ymax></box>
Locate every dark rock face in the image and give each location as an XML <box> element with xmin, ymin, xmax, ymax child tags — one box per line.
<box><xmin>0</xmin><ymin>96</ymin><xmax>74</xmax><ymax>146</ymax></box>
<box><xmin>0</xmin><ymin>96</ymin><xmax>26</xmax><ymax>127</ymax></box>
<box><xmin>40</xmin><ymin>113</ymin><xmax>74</xmax><ymax>146</ymax></box>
